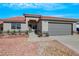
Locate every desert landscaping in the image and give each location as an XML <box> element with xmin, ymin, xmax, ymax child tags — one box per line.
<box><xmin>0</xmin><ymin>34</ymin><xmax>79</xmax><ymax>56</ymax></box>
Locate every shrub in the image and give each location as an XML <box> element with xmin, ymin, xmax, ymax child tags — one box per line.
<box><xmin>18</xmin><ymin>30</ymin><xmax>21</xmax><ymax>35</ymax></box>
<box><xmin>11</xmin><ymin>30</ymin><xmax>16</xmax><ymax>35</ymax></box>
<box><xmin>42</xmin><ymin>32</ymin><xmax>49</xmax><ymax>37</ymax></box>
<box><xmin>29</xmin><ymin>28</ymin><xmax>33</xmax><ymax>33</ymax></box>
<box><xmin>7</xmin><ymin>30</ymin><xmax>10</xmax><ymax>34</ymax></box>
<box><xmin>37</xmin><ymin>31</ymin><xmax>42</xmax><ymax>37</ymax></box>
<box><xmin>25</xmin><ymin>30</ymin><xmax>29</xmax><ymax>35</ymax></box>
<box><xmin>45</xmin><ymin>33</ymin><xmax>49</xmax><ymax>37</ymax></box>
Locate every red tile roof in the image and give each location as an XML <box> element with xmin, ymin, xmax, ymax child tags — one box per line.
<box><xmin>3</xmin><ymin>16</ymin><xmax>25</xmax><ymax>23</ymax></box>
<box><xmin>0</xmin><ymin>14</ymin><xmax>78</xmax><ymax>23</ymax></box>
<box><xmin>41</xmin><ymin>16</ymin><xmax>78</xmax><ymax>22</ymax></box>
<box><xmin>41</xmin><ymin>16</ymin><xmax>57</xmax><ymax>19</ymax></box>
<box><xmin>24</xmin><ymin>14</ymin><xmax>78</xmax><ymax>22</ymax></box>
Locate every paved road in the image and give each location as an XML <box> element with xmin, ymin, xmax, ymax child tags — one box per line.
<box><xmin>50</xmin><ymin>34</ymin><xmax>79</xmax><ymax>53</ymax></box>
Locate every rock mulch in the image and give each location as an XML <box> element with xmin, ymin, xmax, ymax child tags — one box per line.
<box><xmin>0</xmin><ymin>36</ymin><xmax>79</xmax><ymax>56</ymax></box>
<box><xmin>0</xmin><ymin>36</ymin><xmax>38</xmax><ymax>56</ymax></box>
<box><xmin>41</xmin><ymin>40</ymin><xmax>79</xmax><ymax>56</ymax></box>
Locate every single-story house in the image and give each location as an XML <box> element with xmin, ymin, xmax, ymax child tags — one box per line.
<box><xmin>0</xmin><ymin>14</ymin><xmax>79</xmax><ymax>36</ymax></box>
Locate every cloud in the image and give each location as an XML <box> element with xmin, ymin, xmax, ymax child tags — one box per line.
<box><xmin>1</xmin><ymin>3</ymin><xmax>67</xmax><ymax>10</ymax></box>
<box><xmin>39</xmin><ymin>3</ymin><xmax>67</xmax><ymax>11</ymax></box>
<box><xmin>2</xmin><ymin>3</ymin><xmax>37</xmax><ymax>9</ymax></box>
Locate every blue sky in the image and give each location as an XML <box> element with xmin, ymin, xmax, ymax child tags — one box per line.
<box><xmin>0</xmin><ymin>3</ymin><xmax>79</xmax><ymax>19</ymax></box>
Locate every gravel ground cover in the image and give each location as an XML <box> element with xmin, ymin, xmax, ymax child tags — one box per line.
<box><xmin>0</xmin><ymin>36</ymin><xmax>78</xmax><ymax>56</ymax></box>
<box><xmin>40</xmin><ymin>40</ymin><xmax>79</xmax><ymax>56</ymax></box>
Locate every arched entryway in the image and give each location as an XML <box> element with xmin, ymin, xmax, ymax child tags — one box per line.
<box><xmin>28</xmin><ymin>20</ymin><xmax>37</xmax><ymax>30</ymax></box>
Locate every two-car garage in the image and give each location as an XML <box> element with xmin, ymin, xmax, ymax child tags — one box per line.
<box><xmin>48</xmin><ymin>22</ymin><xmax>73</xmax><ymax>36</ymax></box>
<box><xmin>40</xmin><ymin>16</ymin><xmax>77</xmax><ymax>36</ymax></box>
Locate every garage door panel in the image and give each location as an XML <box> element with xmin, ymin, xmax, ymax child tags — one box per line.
<box><xmin>48</xmin><ymin>23</ymin><xmax>72</xmax><ymax>36</ymax></box>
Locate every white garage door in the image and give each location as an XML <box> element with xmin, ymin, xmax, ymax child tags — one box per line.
<box><xmin>48</xmin><ymin>23</ymin><xmax>72</xmax><ymax>36</ymax></box>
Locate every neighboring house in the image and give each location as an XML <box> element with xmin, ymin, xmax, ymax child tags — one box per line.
<box><xmin>0</xmin><ymin>14</ymin><xmax>78</xmax><ymax>36</ymax></box>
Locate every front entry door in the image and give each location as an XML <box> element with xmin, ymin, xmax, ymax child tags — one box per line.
<box><xmin>28</xmin><ymin>23</ymin><xmax>37</xmax><ymax>29</ymax></box>
<box><xmin>28</xmin><ymin>20</ymin><xmax>37</xmax><ymax>30</ymax></box>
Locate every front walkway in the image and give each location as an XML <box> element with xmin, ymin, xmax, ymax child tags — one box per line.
<box><xmin>28</xmin><ymin>31</ymin><xmax>53</xmax><ymax>42</ymax></box>
<box><xmin>50</xmin><ymin>34</ymin><xmax>79</xmax><ymax>54</ymax></box>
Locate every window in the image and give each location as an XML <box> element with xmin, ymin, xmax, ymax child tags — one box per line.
<box><xmin>11</xmin><ymin>23</ymin><xmax>21</xmax><ymax>29</ymax></box>
<box><xmin>17</xmin><ymin>23</ymin><xmax>21</xmax><ymax>29</ymax></box>
<box><xmin>11</xmin><ymin>23</ymin><xmax>16</xmax><ymax>29</ymax></box>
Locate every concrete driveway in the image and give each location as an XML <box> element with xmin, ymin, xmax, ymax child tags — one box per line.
<box><xmin>50</xmin><ymin>34</ymin><xmax>79</xmax><ymax>54</ymax></box>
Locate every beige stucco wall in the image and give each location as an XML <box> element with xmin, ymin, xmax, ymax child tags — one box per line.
<box><xmin>3</xmin><ymin>23</ymin><xmax>11</xmax><ymax>32</ymax></box>
<box><xmin>73</xmin><ymin>23</ymin><xmax>77</xmax><ymax>32</ymax></box>
<box><xmin>3</xmin><ymin>23</ymin><xmax>27</xmax><ymax>32</ymax></box>
<box><xmin>25</xmin><ymin>17</ymin><xmax>39</xmax><ymax>22</ymax></box>
<box><xmin>37</xmin><ymin>21</ymin><xmax>42</xmax><ymax>32</ymax></box>
<box><xmin>21</xmin><ymin>23</ymin><xmax>27</xmax><ymax>31</ymax></box>
<box><xmin>42</xmin><ymin>21</ymin><xmax>48</xmax><ymax>33</ymax></box>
